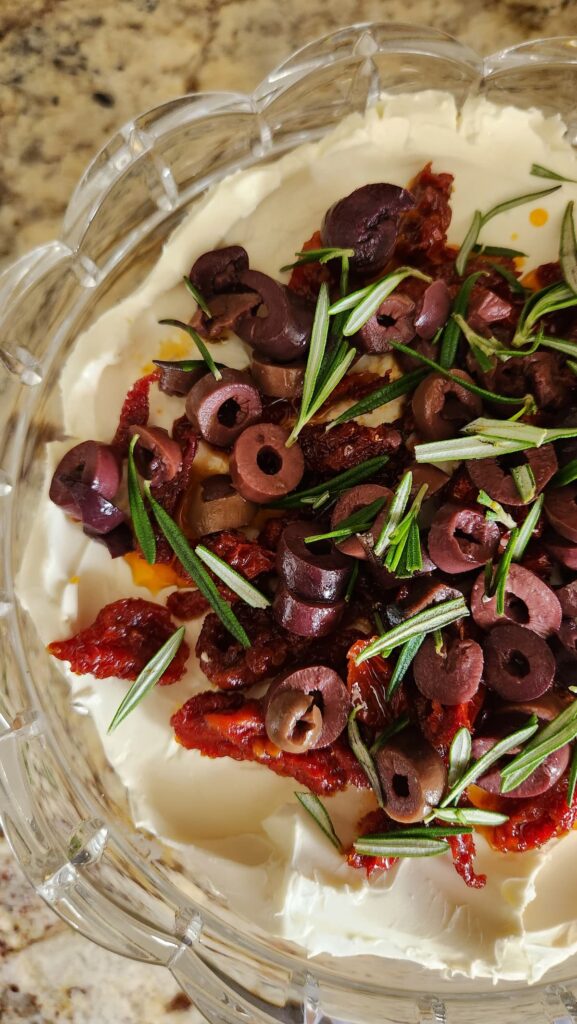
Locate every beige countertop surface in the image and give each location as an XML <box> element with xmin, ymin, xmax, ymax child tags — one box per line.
<box><xmin>1</xmin><ymin>1</ymin><xmax>576</xmax><ymax>1020</ymax></box>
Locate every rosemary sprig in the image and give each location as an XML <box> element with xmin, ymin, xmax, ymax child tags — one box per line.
<box><xmin>500</xmin><ymin>701</ymin><xmax>577</xmax><ymax>794</ymax></box>
<box><xmin>473</xmin><ymin>244</ymin><xmax>527</xmax><ymax>258</ymax></box>
<box><xmin>270</xmin><ymin>455</ymin><xmax>389</xmax><ymax>509</ymax></box>
<box><xmin>355</xmin><ymin>597</ymin><xmax>468</xmax><ymax>664</ymax></box>
<box><xmin>455</xmin><ymin>184</ymin><xmax>561</xmax><ymax>276</ymax></box>
<box><xmin>295</xmin><ymin>792</ymin><xmax>342</xmax><ymax>851</ymax></box>
<box><xmin>486</xmin><ymin>528</ymin><xmax>519</xmax><ymax>615</ymax></box>
<box><xmin>344</xmin><ymin>561</ymin><xmax>359</xmax><ymax>603</ymax></box>
<box><xmin>327</xmin><ymin>369</ymin><xmax>427</xmax><ymax>429</ymax></box>
<box><xmin>158</xmin><ymin>319</ymin><xmax>222</xmax><ymax>380</ymax></box>
<box><xmin>477</xmin><ymin>490</ymin><xmax>516</xmax><ymax>529</ymax></box>
<box><xmin>447</xmin><ymin>727</ymin><xmax>472</xmax><ymax>789</ymax></box>
<box><xmin>560</xmin><ymin>200</ymin><xmax>577</xmax><ymax>295</ymax></box>
<box><xmin>354</xmin><ymin>825</ymin><xmax>470</xmax><ymax>859</ymax></box>
<box><xmin>183</xmin><ymin>276</ymin><xmax>212</xmax><ymax>317</ymax></box>
<box><xmin>439</xmin><ymin>271</ymin><xmax>486</xmax><ymax>369</ymax></box>
<box><xmin>348</xmin><ymin>707</ymin><xmax>384</xmax><ymax>807</ymax></box>
<box><xmin>530</xmin><ymin>162</ymin><xmax>577</xmax><ymax>184</ymax></box>
<box><xmin>145</xmin><ymin>486</ymin><xmax>251</xmax><ymax>648</ymax></box>
<box><xmin>510</xmin><ymin>493</ymin><xmax>544</xmax><ymax>561</ymax></box>
<box><xmin>341</xmin><ymin>267</ymin><xmax>432</xmax><ymax>336</ymax></box>
<box><xmin>383</xmin><ymin>483</ymin><xmax>428</xmax><ymax>576</ymax></box>
<box><xmin>127</xmin><ymin>435</ymin><xmax>156</xmax><ymax>565</ymax></box>
<box><xmin>195</xmin><ymin>544</ymin><xmax>270</xmax><ymax>609</ymax></box>
<box><xmin>416</xmin><ymin>417</ymin><xmax>577</xmax><ymax>464</ymax></box>
<box><xmin>551</xmin><ymin>458</ymin><xmax>577</xmax><ymax>488</ymax></box>
<box><xmin>440</xmin><ymin>715</ymin><xmax>539</xmax><ymax>806</ymax></box>
<box><xmin>374</xmin><ymin>471</ymin><xmax>412</xmax><ymax>558</ymax></box>
<box><xmin>489</xmin><ymin>262</ymin><xmax>528</xmax><ymax>297</ymax></box>
<box><xmin>280</xmin><ymin>247</ymin><xmax>354</xmax><ymax>272</ymax></box>
<box><xmin>511</xmin><ymin>463</ymin><xmax>537</xmax><ymax>504</ymax></box>
<box><xmin>513</xmin><ymin>281</ymin><xmax>577</xmax><ymax>348</ymax></box>
<box><xmin>386</xmin><ymin>635</ymin><xmax>425</xmax><ymax>700</ymax></box>
<box><xmin>463</xmin><ymin>417</ymin><xmax>577</xmax><ymax>447</ymax></box>
<box><xmin>305</xmin><ymin>496</ymin><xmax>386</xmax><ymax>544</ymax></box>
<box><xmin>431</xmin><ymin>807</ymin><xmax>509</xmax><ymax>826</ymax></box>
<box><xmin>108</xmin><ymin>626</ymin><xmax>185</xmax><ymax>733</ymax></box>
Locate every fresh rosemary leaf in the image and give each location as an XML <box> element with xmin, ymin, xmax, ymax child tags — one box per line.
<box><xmin>431</xmin><ymin>807</ymin><xmax>509</xmax><ymax>827</ymax></box>
<box><xmin>280</xmin><ymin>247</ymin><xmax>354</xmax><ymax>272</ymax></box>
<box><xmin>108</xmin><ymin>626</ymin><xmax>185</xmax><ymax>733</ymax></box>
<box><xmin>511</xmin><ymin>463</ymin><xmax>537</xmax><ymax>504</ymax></box>
<box><xmin>477</xmin><ymin>490</ymin><xmax>517</xmax><ymax>529</ymax></box>
<box><xmin>370</xmin><ymin>713</ymin><xmax>410</xmax><ymax>755</ymax></box>
<box><xmin>348</xmin><ymin>707</ymin><xmax>384</xmax><ymax>807</ymax></box>
<box><xmin>305</xmin><ymin>496</ymin><xmax>386</xmax><ymax>544</ymax></box>
<box><xmin>380</xmin><ymin>824</ymin><xmax>473</xmax><ymax>838</ymax></box>
<box><xmin>327</xmin><ymin>369</ymin><xmax>427</xmax><ymax>428</ymax></box>
<box><xmin>270</xmin><ymin>456</ymin><xmax>389</xmax><ymax>509</ymax></box>
<box><xmin>127</xmin><ymin>436</ymin><xmax>156</xmax><ymax>565</ymax></box>
<box><xmin>465</xmin><ymin>417</ymin><xmax>577</xmax><ymax>447</ymax></box>
<box><xmin>355</xmin><ymin>597</ymin><xmax>469</xmax><ymax>664</ymax></box>
<box><xmin>439</xmin><ymin>271</ymin><xmax>486</xmax><ymax>369</ymax></box>
<box><xmin>560</xmin><ymin>200</ymin><xmax>577</xmax><ymax>295</ymax></box>
<box><xmin>455</xmin><ymin>185</ymin><xmax>561</xmax><ymax>276</ymax></box>
<box><xmin>195</xmin><ymin>544</ymin><xmax>270</xmax><ymax>609</ymax></box>
<box><xmin>353</xmin><ymin>836</ymin><xmax>451</xmax><ymax>858</ymax></box>
<box><xmin>500</xmin><ymin>701</ymin><xmax>577</xmax><ymax>794</ymax></box>
<box><xmin>342</xmin><ymin>267</ymin><xmax>431</xmax><ymax>336</ymax></box>
<box><xmin>514</xmin><ymin>281</ymin><xmax>577</xmax><ymax>346</ymax></box>
<box><xmin>304</xmin><ymin>347</ymin><xmax>357</xmax><ymax>423</ymax></box>
<box><xmin>447</xmin><ymin>728</ymin><xmax>472</xmax><ymax>789</ymax></box>
<box><xmin>295</xmin><ymin>792</ymin><xmax>342</xmax><ymax>851</ymax></box>
<box><xmin>490</xmin><ymin>529</ymin><xmax>519</xmax><ymax>615</ymax></box>
<box><xmin>374</xmin><ymin>471</ymin><xmax>412</xmax><ymax>558</ymax></box>
<box><xmin>415</xmin><ymin>435</ymin><xmax>527</xmax><ymax>464</ymax></box>
<box><xmin>511</xmin><ymin>494</ymin><xmax>544</xmax><ymax>562</ymax></box>
<box><xmin>373</xmin><ymin>608</ymin><xmax>386</xmax><ymax>635</ymax></box>
<box><xmin>530</xmin><ymin>162</ymin><xmax>577</xmax><ymax>184</ymax></box>
<box><xmin>440</xmin><ymin>716</ymin><xmax>539</xmax><ymax>806</ymax></box>
<box><xmin>299</xmin><ymin>282</ymin><xmax>330</xmax><ymax>423</ymax></box>
<box><xmin>153</xmin><ymin>358</ymin><xmax>206</xmax><ymax>373</ymax></box>
<box><xmin>344</xmin><ymin>561</ymin><xmax>359</xmax><ymax>603</ymax></box>
<box><xmin>551</xmin><ymin>458</ymin><xmax>577</xmax><ymax>488</ymax></box>
<box><xmin>328</xmin><ymin>282</ymin><xmax>374</xmax><ymax>315</ymax></box>
<box><xmin>567</xmin><ymin>746</ymin><xmax>577</xmax><ymax>807</ymax></box>
<box><xmin>473</xmin><ymin>244</ymin><xmax>527</xmax><ymax>258</ymax></box>
<box><xmin>489</xmin><ymin>262</ymin><xmax>528</xmax><ymax>297</ymax></box>
<box><xmin>386</xmin><ymin>635</ymin><xmax>425</xmax><ymax>700</ymax></box>
<box><xmin>146</xmin><ymin>487</ymin><xmax>251</xmax><ymax>648</ymax></box>
<box><xmin>158</xmin><ymin>319</ymin><xmax>222</xmax><ymax>380</ymax></box>
<box><xmin>183</xmin><ymin>276</ymin><xmax>212</xmax><ymax>317</ymax></box>
<box><xmin>383</xmin><ymin>484</ymin><xmax>427</xmax><ymax>575</ymax></box>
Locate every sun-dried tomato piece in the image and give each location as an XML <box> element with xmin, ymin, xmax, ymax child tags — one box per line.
<box><xmin>486</xmin><ymin>777</ymin><xmax>577</xmax><ymax>854</ymax></box>
<box><xmin>346</xmin><ymin>809</ymin><xmax>398</xmax><ymax>877</ymax></box>
<box><xmin>287</xmin><ymin>230</ymin><xmax>331</xmax><ymax>303</ymax></box>
<box><xmin>196</xmin><ymin>606</ymin><xmax>292</xmax><ymax>689</ymax></box>
<box><xmin>112</xmin><ymin>371</ymin><xmax>160</xmax><ymax>456</ymax></box>
<box><xmin>168</xmin><ymin>531</ymin><xmax>275</xmax><ymax>619</ymax></box>
<box><xmin>448</xmin><ymin>833</ymin><xmax>486</xmax><ymax>889</ymax></box>
<box><xmin>346</xmin><ymin>638</ymin><xmax>393</xmax><ymax>730</ymax></box>
<box><xmin>171</xmin><ymin>690</ymin><xmax>368</xmax><ymax>795</ymax></box>
<box><xmin>416</xmin><ymin>686</ymin><xmax>485</xmax><ymax>757</ymax></box>
<box><xmin>395</xmin><ymin>163</ymin><xmax>454</xmax><ymax>266</ymax></box>
<box><xmin>300</xmin><ymin>421</ymin><xmax>401</xmax><ymax>475</ymax></box>
<box><xmin>47</xmin><ymin>598</ymin><xmax>189</xmax><ymax>684</ymax></box>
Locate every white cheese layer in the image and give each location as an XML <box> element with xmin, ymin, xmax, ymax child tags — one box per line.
<box><xmin>17</xmin><ymin>92</ymin><xmax>577</xmax><ymax>983</ymax></box>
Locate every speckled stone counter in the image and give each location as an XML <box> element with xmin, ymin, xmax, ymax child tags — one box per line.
<box><xmin>0</xmin><ymin>0</ymin><xmax>575</xmax><ymax>1019</ymax></box>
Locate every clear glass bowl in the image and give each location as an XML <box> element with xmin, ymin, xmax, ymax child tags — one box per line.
<box><xmin>2</xmin><ymin>22</ymin><xmax>577</xmax><ymax>1023</ymax></box>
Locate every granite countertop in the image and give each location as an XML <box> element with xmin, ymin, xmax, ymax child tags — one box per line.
<box><xmin>0</xmin><ymin>0</ymin><xmax>574</xmax><ymax>1020</ymax></box>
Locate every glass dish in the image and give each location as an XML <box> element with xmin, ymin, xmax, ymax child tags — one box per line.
<box><xmin>1</xmin><ymin>22</ymin><xmax>577</xmax><ymax>1023</ymax></box>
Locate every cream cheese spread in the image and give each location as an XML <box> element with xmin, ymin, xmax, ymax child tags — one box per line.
<box><xmin>17</xmin><ymin>91</ymin><xmax>577</xmax><ymax>982</ymax></box>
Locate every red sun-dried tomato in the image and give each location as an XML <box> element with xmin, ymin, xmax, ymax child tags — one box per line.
<box><xmin>346</xmin><ymin>808</ymin><xmax>399</xmax><ymax>877</ymax></box>
<box><xmin>448</xmin><ymin>833</ymin><xmax>486</xmax><ymax>889</ymax></box>
<box><xmin>299</xmin><ymin>421</ymin><xmax>401</xmax><ymax>475</ymax></box>
<box><xmin>171</xmin><ymin>690</ymin><xmax>368</xmax><ymax>795</ymax></box>
<box><xmin>168</xmin><ymin>530</ymin><xmax>275</xmax><ymax>619</ymax></box>
<box><xmin>286</xmin><ymin>230</ymin><xmax>331</xmax><ymax>303</ymax></box>
<box><xmin>346</xmin><ymin>638</ymin><xmax>393</xmax><ymax>730</ymax></box>
<box><xmin>112</xmin><ymin>370</ymin><xmax>160</xmax><ymax>456</ymax></box>
<box><xmin>486</xmin><ymin>777</ymin><xmax>577</xmax><ymax>854</ymax></box>
<box><xmin>47</xmin><ymin>598</ymin><xmax>189</xmax><ymax>684</ymax></box>
<box><xmin>395</xmin><ymin>162</ymin><xmax>454</xmax><ymax>267</ymax></box>
<box><xmin>416</xmin><ymin>686</ymin><xmax>485</xmax><ymax>758</ymax></box>
<box><xmin>195</xmin><ymin>606</ymin><xmax>292</xmax><ymax>689</ymax></box>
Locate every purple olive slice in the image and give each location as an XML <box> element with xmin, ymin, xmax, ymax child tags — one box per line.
<box><xmin>413</xmin><ymin>635</ymin><xmax>483</xmax><ymax>705</ymax></box>
<box><xmin>397</xmin><ymin>577</ymin><xmax>461</xmax><ymax>617</ymax></box>
<box><xmin>234</xmin><ymin>270</ymin><xmax>313</xmax><ymax>362</ymax></box>
<box><xmin>375</xmin><ymin>728</ymin><xmax>447</xmax><ymax>823</ymax></box>
<box><xmin>189</xmin><ymin>245</ymin><xmax>249</xmax><ymax>296</ymax></box>
<box><xmin>230</xmin><ymin>424</ymin><xmax>304</xmax><ymax>504</ymax></box>
<box><xmin>414</xmin><ymin>280</ymin><xmax>451</xmax><ymax>340</ymax></box>
<box><xmin>408</xmin><ymin>463</ymin><xmax>449</xmax><ymax>499</ymax></box>
<box><xmin>483</xmin><ymin>623</ymin><xmax>555</xmax><ymax>701</ymax></box>
<box><xmin>50</xmin><ymin>441</ymin><xmax>121</xmax><ymax>516</ymax></box>
<box><xmin>355</xmin><ymin>294</ymin><xmax>415</xmax><ymax>354</ymax></box>
<box><xmin>321</xmin><ymin>183</ymin><xmax>415</xmax><ymax>275</ymax></box>
<box><xmin>557</xmin><ymin>581</ymin><xmax>577</xmax><ymax>619</ymax></box>
<box><xmin>412</xmin><ymin>370</ymin><xmax>482</xmax><ymax>441</ymax></box>
<box><xmin>544</xmin><ymin>532</ymin><xmax>577</xmax><ymax>571</ymax></box>
<box><xmin>468</xmin><ymin>288</ymin><xmax>513</xmax><ymax>332</ymax></box>
<box><xmin>545</xmin><ymin>486</ymin><xmax>577</xmax><ymax>544</ymax></box>
<box><xmin>85</xmin><ymin>521</ymin><xmax>134</xmax><ymax>557</ymax></box>
<box><xmin>185</xmin><ymin>369</ymin><xmax>263</xmax><ymax>448</ymax></box>
<box><xmin>128</xmin><ymin>425</ymin><xmax>182</xmax><ymax>486</ymax></box>
<box><xmin>264</xmin><ymin>666</ymin><xmax>350</xmax><ymax>751</ymax></box>
<box><xmin>467</xmin><ymin>446</ymin><xmax>557</xmax><ymax>507</ymax></box>
<box><xmin>64</xmin><ymin>483</ymin><xmax>126</xmax><ymax>535</ymax></box>
<box><xmin>276</xmin><ymin>521</ymin><xmax>352</xmax><ymax>602</ymax></box>
<box><xmin>191</xmin><ymin>291</ymin><xmax>261</xmax><ymax>340</ymax></box>
<box><xmin>428</xmin><ymin>503</ymin><xmax>500</xmax><ymax>574</ymax></box>
<box><xmin>330</xmin><ymin>484</ymin><xmax>392</xmax><ymax>560</ymax></box>
<box><xmin>470</xmin><ymin>564</ymin><xmax>562</xmax><ymax>638</ymax></box>
<box><xmin>559</xmin><ymin>619</ymin><xmax>577</xmax><ymax>656</ymax></box>
<box><xmin>154</xmin><ymin>359</ymin><xmax>206</xmax><ymax>397</ymax></box>
<box><xmin>250</xmin><ymin>354</ymin><xmax>305</xmax><ymax>398</ymax></box>
<box><xmin>272</xmin><ymin>581</ymin><xmax>344</xmax><ymax>638</ymax></box>
<box><xmin>181</xmin><ymin>474</ymin><xmax>256</xmax><ymax>537</ymax></box>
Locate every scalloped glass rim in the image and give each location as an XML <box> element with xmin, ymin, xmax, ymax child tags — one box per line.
<box><xmin>1</xmin><ymin>21</ymin><xmax>577</xmax><ymax>1024</ymax></box>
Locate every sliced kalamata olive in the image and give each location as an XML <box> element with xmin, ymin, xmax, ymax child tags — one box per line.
<box><xmin>483</xmin><ymin>623</ymin><xmax>555</xmax><ymax>701</ymax></box>
<box><xmin>321</xmin><ymin>183</ymin><xmax>415</xmax><ymax>275</ymax></box>
<box><xmin>428</xmin><ymin>503</ymin><xmax>500</xmax><ymax>574</ymax></box>
<box><xmin>467</xmin><ymin>446</ymin><xmax>557</xmax><ymax>507</ymax></box>
<box><xmin>181</xmin><ymin>474</ymin><xmax>256</xmax><ymax>536</ymax></box>
<box><xmin>65</xmin><ymin>482</ymin><xmax>125</xmax><ymax>534</ymax></box>
<box><xmin>153</xmin><ymin>359</ymin><xmax>206</xmax><ymax>397</ymax></box>
<box><xmin>189</xmin><ymin>245</ymin><xmax>249</xmax><ymax>296</ymax></box>
<box><xmin>128</xmin><ymin>425</ymin><xmax>182</xmax><ymax>486</ymax></box>
<box><xmin>85</xmin><ymin>521</ymin><xmax>134</xmax><ymax>557</ymax></box>
<box><xmin>49</xmin><ymin>441</ymin><xmax>121</xmax><ymax>517</ymax></box>
<box><xmin>330</xmin><ymin>484</ymin><xmax>392</xmax><ymax>560</ymax></box>
<box><xmin>185</xmin><ymin>369</ymin><xmax>262</xmax><ymax>448</ymax></box>
<box><xmin>559</xmin><ymin>619</ymin><xmax>577</xmax><ymax>655</ymax></box>
<box><xmin>545</xmin><ymin>486</ymin><xmax>577</xmax><ymax>544</ymax></box>
<box><xmin>355</xmin><ymin>294</ymin><xmax>415</xmax><ymax>354</ymax></box>
<box><xmin>413</xmin><ymin>635</ymin><xmax>483</xmax><ymax>705</ymax></box>
<box><xmin>544</xmin><ymin>532</ymin><xmax>577</xmax><ymax>571</ymax></box>
<box><xmin>397</xmin><ymin>577</ymin><xmax>461</xmax><ymax>617</ymax></box>
<box><xmin>468</xmin><ymin>288</ymin><xmax>513</xmax><ymax>332</ymax></box>
<box><xmin>408</xmin><ymin>463</ymin><xmax>449</xmax><ymax>499</ymax></box>
<box><xmin>558</xmin><ymin>581</ymin><xmax>577</xmax><ymax>619</ymax></box>
<box><xmin>230</xmin><ymin>424</ymin><xmax>304</xmax><ymax>504</ymax></box>
<box><xmin>276</xmin><ymin>521</ymin><xmax>352</xmax><ymax>602</ymax></box>
<box><xmin>414</xmin><ymin>280</ymin><xmax>451</xmax><ymax>340</ymax></box>
<box><xmin>250</xmin><ymin>353</ymin><xmax>305</xmax><ymax>398</ymax></box>
<box><xmin>375</xmin><ymin>728</ymin><xmax>447</xmax><ymax>823</ymax></box>
<box><xmin>234</xmin><ymin>270</ymin><xmax>313</xmax><ymax>362</ymax></box>
<box><xmin>470</xmin><ymin>564</ymin><xmax>562</xmax><ymax>638</ymax></box>
<box><xmin>272</xmin><ymin>581</ymin><xmax>344</xmax><ymax>638</ymax></box>
<box><xmin>412</xmin><ymin>371</ymin><xmax>482</xmax><ymax>441</ymax></box>
<box><xmin>264</xmin><ymin>665</ymin><xmax>350</xmax><ymax>750</ymax></box>
<box><xmin>473</xmin><ymin>699</ymin><xmax>570</xmax><ymax>798</ymax></box>
<box><xmin>190</xmin><ymin>291</ymin><xmax>261</xmax><ymax>340</ymax></box>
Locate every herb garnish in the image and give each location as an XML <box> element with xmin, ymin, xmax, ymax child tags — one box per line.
<box><xmin>455</xmin><ymin>184</ymin><xmax>561</xmax><ymax>276</ymax></box>
<box><xmin>512</xmin><ymin>281</ymin><xmax>577</xmax><ymax>348</ymax></box>
<box><xmin>510</xmin><ymin>493</ymin><xmax>544</xmax><ymax>561</ymax></box>
<box><xmin>500</xmin><ymin>702</ymin><xmax>577</xmax><ymax>794</ymax></box>
<box><xmin>157</xmin><ymin>319</ymin><xmax>222</xmax><ymax>380</ymax></box>
<box><xmin>348</xmin><ymin>707</ymin><xmax>384</xmax><ymax>807</ymax></box>
<box><xmin>354</xmin><ymin>825</ymin><xmax>470</xmax><ymax>859</ymax></box>
<box><xmin>127</xmin><ymin>435</ymin><xmax>156</xmax><ymax>565</ymax></box>
<box><xmin>270</xmin><ymin>455</ymin><xmax>389</xmax><ymax>509</ymax></box>
<box><xmin>280</xmin><ymin>247</ymin><xmax>354</xmax><ymax>272</ymax></box>
<box><xmin>305</xmin><ymin>496</ymin><xmax>386</xmax><ymax>545</ymax></box>
<box><xmin>567</xmin><ymin>747</ymin><xmax>577</xmax><ymax>808</ymax></box>
<box><xmin>530</xmin><ymin>163</ymin><xmax>577</xmax><ymax>184</ymax></box>
<box><xmin>145</xmin><ymin>486</ymin><xmax>251</xmax><ymax>648</ymax></box>
<box><xmin>327</xmin><ymin>368</ymin><xmax>427</xmax><ymax>429</ymax></box>
<box><xmin>511</xmin><ymin>463</ymin><xmax>537</xmax><ymax>504</ymax></box>
<box><xmin>108</xmin><ymin>626</ymin><xmax>185</xmax><ymax>733</ymax></box>
<box><xmin>551</xmin><ymin>458</ymin><xmax>577</xmax><ymax>489</ymax></box>
<box><xmin>560</xmin><ymin>200</ymin><xmax>577</xmax><ymax>295</ymax></box>
<box><xmin>486</xmin><ymin>528</ymin><xmax>519</xmax><ymax>615</ymax></box>
<box><xmin>386</xmin><ymin>635</ymin><xmax>425</xmax><ymax>700</ymax></box>
<box><xmin>431</xmin><ymin>807</ymin><xmax>509</xmax><ymax>827</ymax></box>
<box><xmin>440</xmin><ymin>716</ymin><xmax>539</xmax><ymax>806</ymax></box>
<box><xmin>295</xmin><ymin>792</ymin><xmax>342</xmax><ymax>851</ymax></box>
<box><xmin>344</xmin><ymin>561</ymin><xmax>359</xmax><ymax>603</ymax></box>
<box><xmin>447</xmin><ymin>727</ymin><xmax>472</xmax><ymax>788</ymax></box>
<box><xmin>183</xmin><ymin>276</ymin><xmax>212</xmax><ymax>317</ymax></box>
<box><xmin>439</xmin><ymin>271</ymin><xmax>486</xmax><ymax>369</ymax></box>
<box><xmin>382</xmin><ymin>484</ymin><xmax>428</xmax><ymax>576</ymax></box>
<box><xmin>340</xmin><ymin>268</ymin><xmax>431</xmax><ymax>336</ymax></box>
<box><xmin>477</xmin><ymin>490</ymin><xmax>516</xmax><ymax>530</ymax></box>
<box><xmin>355</xmin><ymin>597</ymin><xmax>469</xmax><ymax>665</ymax></box>
<box><xmin>195</xmin><ymin>544</ymin><xmax>270</xmax><ymax>609</ymax></box>
<box><xmin>374</xmin><ymin>471</ymin><xmax>412</xmax><ymax>558</ymax></box>
<box><xmin>415</xmin><ymin>416</ymin><xmax>577</xmax><ymax>464</ymax></box>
